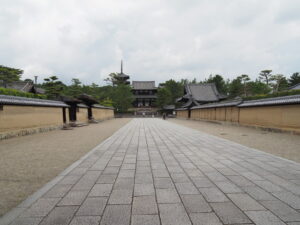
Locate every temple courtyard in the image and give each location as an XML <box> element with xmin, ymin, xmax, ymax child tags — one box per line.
<box><xmin>1</xmin><ymin>118</ymin><xmax>300</xmax><ymax>225</ymax></box>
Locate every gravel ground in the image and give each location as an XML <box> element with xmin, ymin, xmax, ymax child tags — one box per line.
<box><xmin>169</xmin><ymin>118</ymin><xmax>300</xmax><ymax>163</ymax></box>
<box><xmin>0</xmin><ymin>118</ymin><xmax>131</xmax><ymax>217</ymax></box>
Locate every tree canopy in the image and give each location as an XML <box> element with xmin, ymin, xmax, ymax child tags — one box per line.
<box><xmin>42</xmin><ymin>76</ymin><xmax>65</xmax><ymax>99</ymax></box>
<box><xmin>206</xmin><ymin>74</ymin><xmax>228</xmax><ymax>94</ymax></box>
<box><xmin>0</xmin><ymin>65</ymin><xmax>23</xmax><ymax>83</ymax></box>
<box><xmin>289</xmin><ymin>73</ymin><xmax>300</xmax><ymax>86</ymax></box>
<box><xmin>110</xmin><ymin>84</ymin><xmax>133</xmax><ymax>112</ymax></box>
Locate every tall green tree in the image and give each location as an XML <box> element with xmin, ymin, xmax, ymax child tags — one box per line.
<box><xmin>157</xmin><ymin>79</ymin><xmax>184</xmax><ymax>107</ymax></box>
<box><xmin>288</xmin><ymin>72</ymin><xmax>300</xmax><ymax>86</ymax></box>
<box><xmin>64</xmin><ymin>78</ymin><xmax>83</xmax><ymax>97</ymax></box>
<box><xmin>111</xmin><ymin>84</ymin><xmax>133</xmax><ymax>113</ymax></box>
<box><xmin>259</xmin><ymin>70</ymin><xmax>272</xmax><ymax>86</ymax></box>
<box><xmin>239</xmin><ymin>74</ymin><xmax>251</xmax><ymax>96</ymax></box>
<box><xmin>156</xmin><ymin>88</ymin><xmax>172</xmax><ymax>108</ymax></box>
<box><xmin>206</xmin><ymin>74</ymin><xmax>228</xmax><ymax>94</ymax></box>
<box><xmin>248</xmin><ymin>80</ymin><xmax>271</xmax><ymax>95</ymax></box>
<box><xmin>104</xmin><ymin>73</ymin><xmax>119</xmax><ymax>86</ymax></box>
<box><xmin>228</xmin><ymin>77</ymin><xmax>243</xmax><ymax>97</ymax></box>
<box><xmin>42</xmin><ymin>76</ymin><xmax>65</xmax><ymax>99</ymax></box>
<box><xmin>0</xmin><ymin>65</ymin><xmax>23</xmax><ymax>83</ymax></box>
<box><xmin>270</xmin><ymin>74</ymin><xmax>288</xmax><ymax>92</ymax></box>
<box><xmin>163</xmin><ymin>79</ymin><xmax>184</xmax><ymax>104</ymax></box>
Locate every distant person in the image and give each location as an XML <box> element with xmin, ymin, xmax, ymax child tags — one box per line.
<box><xmin>163</xmin><ymin>113</ymin><xmax>166</xmax><ymax>120</ymax></box>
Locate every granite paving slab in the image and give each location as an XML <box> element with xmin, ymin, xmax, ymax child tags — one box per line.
<box><xmin>2</xmin><ymin>118</ymin><xmax>300</xmax><ymax>225</ymax></box>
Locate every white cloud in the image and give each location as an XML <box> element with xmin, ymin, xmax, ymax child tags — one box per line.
<box><xmin>0</xmin><ymin>0</ymin><xmax>300</xmax><ymax>85</ymax></box>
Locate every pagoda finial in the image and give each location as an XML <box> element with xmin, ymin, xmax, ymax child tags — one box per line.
<box><xmin>121</xmin><ymin>60</ymin><xmax>123</xmax><ymax>73</ymax></box>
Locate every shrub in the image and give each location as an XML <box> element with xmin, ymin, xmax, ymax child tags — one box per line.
<box><xmin>0</xmin><ymin>87</ymin><xmax>47</xmax><ymax>99</ymax></box>
<box><xmin>243</xmin><ymin>89</ymin><xmax>300</xmax><ymax>101</ymax></box>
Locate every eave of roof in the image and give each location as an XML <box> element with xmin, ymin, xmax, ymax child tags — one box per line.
<box><xmin>93</xmin><ymin>104</ymin><xmax>114</xmax><ymax>110</ymax></box>
<box><xmin>78</xmin><ymin>94</ymin><xmax>99</xmax><ymax>105</ymax></box>
<box><xmin>238</xmin><ymin>95</ymin><xmax>300</xmax><ymax>107</ymax></box>
<box><xmin>0</xmin><ymin>95</ymin><xmax>69</xmax><ymax>107</ymax></box>
<box><xmin>181</xmin><ymin>99</ymin><xmax>193</xmax><ymax>108</ymax></box>
<box><xmin>288</xmin><ymin>83</ymin><xmax>300</xmax><ymax>90</ymax></box>
<box><xmin>184</xmin><ymin>83</ymin><xmax>222</xmax><ymax>102</ymax></box>
<box><xmin>132</xmin><ymin>81</ymin><xmax>156</xmax><ymax>90</ymax></box>
<box><xmin>175</xmin><ymin>108</ymin><xmax>188</xmax><ymax>111</ymax></box>
<box><xmin>163</xmin><ymin>105</ymin><xmax>175</xmax><ymax>110</ymax></box>
<box><xmin>192</xmin><ymin>99</ymin><xmax>242</xmax><ymax>109</ymax></box>
<box><xmin>59</xmin><ymin>96</ymin><xmax>82</xmax><ymax>104</ymax></box>
<box><xmin>117</xmin><ymin>72</ymin><xmax>130</xmax><ymax>78</ymax></box>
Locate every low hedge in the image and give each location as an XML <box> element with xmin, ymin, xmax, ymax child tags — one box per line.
<box><xmin>243</xmin><ymin>89</ymin><xmax>300</xmax><ymax>101</ymax></box>
<box><xmin>0</xmin><ymin>87</ymin><xmax>47</xmax><ymax>99</ymax></box>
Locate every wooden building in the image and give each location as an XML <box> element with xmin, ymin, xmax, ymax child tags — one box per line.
<box><xmin>177</xmin><ymin>83</ymin><xmax>227</xmax><ymax>109</ymax></box>
<box><xmin>176</xmin><ymin>83</ymin><xmax>227</xmax><ymax>118</ymax></box>
<box><xmin>132</xmin><ymin>81</ymin><xmax>157</xmax><ymax>115</ymax></box>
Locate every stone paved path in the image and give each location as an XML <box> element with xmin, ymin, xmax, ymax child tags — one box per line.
<box><xmin>3</xmin><ymin>118</ymin><xmax>300</xmax><ymax>225</ymax></box>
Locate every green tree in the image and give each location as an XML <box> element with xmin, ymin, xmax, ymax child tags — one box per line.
<box><xmin>111</xmin><ymin>84</ymin><xmax>133</xmax><ymax>113</ymax></box>
<box><xmin>179</xmin><ymin>79</ymin><xmax>189</xmax><ymax>86</ymax></box>
<box><xmin>42</xmin><ymin>76</ymin><xmax>65</xmax><ymax>99</ymax></box>
<box><xmin>190</xmin><ymin>78</ymin><xmax>197</xmax><ymax>84</ymax></box>
<box><xmin>163</xmin><ymin>79</ymin><xmax>184</xmax><ymax>105</ymax></box>
<box><xmin>248</xmin><ymin>80</ymin><xmax>271</xmax><ymax>95</ymax></box>
<box><xmin>64</xmin><ymin>78</ymin><xmax>83</xmax><ymax>97</ymax></box>
<box><xmin>259</xmin><ymin>70</ymin><xmax>272</xmax><ymax>85</ymax></box>
<box><xmin>104</xmin><ymin>72</ymin><xmax>129</xmax><ymax>86</ymax></box>
<box><xmin>288</xmin><ymin>72</ymin><xmax>300</xmax><ymax>86</ymax></box>
<box><xmin>156</xmin><ymin>88</ymin><xmax>172</xmax><ymax>108</ymax></box>
<box><xmin>239</xmin><ymin>74</ymin><xmax>251</xmax><ymax>96</ymax></box>
<box><xmin>24</xmin><ymin>78</ymin><xmax>33</xmax><ymax>83</ymax></box>
<box><xmin>228</xmin><ymin>77</ymin><xmax>243</xmax><ymax>97</ymax></box>
<box><xmin>100</xmin><ymin>98</ymin><xmax>114</xmax><ymax>107</ymax></box>
<box><xmin>270</xmin><ymin>74</ymin><xmax>288</xmax><ymax>92</ymax></box>
<box><xmin>104</xmin><ymin>73</ymin><xmax>119</xmax><ymax>86</ymax></box>
<box><xmin>97</xmin><ymin>85</ymin><xmax>114</xmax><ymax>101</ymax></box>
<box><xmin>0</xmin><ymin>65</ymin><xmax>23</xmax><ymax>83</ymax></box>
<box><xmin>206</xmin><ymin>74</ymin><xmax>228</xmax><ymax>94</ymax></box>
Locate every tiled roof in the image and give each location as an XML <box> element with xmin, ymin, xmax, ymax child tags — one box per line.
<box><xmin>192</xmin><ymin>99</ymin><xmax>243</xmax><ymax>109</ymax></box>
<box><xmin>181</xmin><ymin>99</ymin><xmax>200</xmax><ymax>108</ymax></box>
<box><xmin>289</xmin><ymin>83</ymin><xmax>300</xmax><ymax>90</ymax></box>
<box><xmin>175</xmin><ymin>108</ymin><xmax>188</xmax><ymax>111</ymax></box>
<box><xmin>5</xmin><ymin>81</ymin><xmax>33</xmax><ymax>92</ymax></box>
<box><xmin>132</xmin><ymin>81</ymin><xmax>156</xmax><ymax>90</ymax></box>
<box><xmin>78</xmin><ymin>94</ymin><xmax>99</xmax><ymax>105</ymax></box>
<box><xmin>163</xmin><ymin>105</ymin><xmax>175</xmax><ymax>110</ymax></box>
<box><xmin>117</xmin><ymin>72</ymin><xmax>130</xmax><ymax>79</ymax></box>
<box><xmin>34</xmin><ymin>87</ymin><xmax>46</xmax><ymax>94</ymax></box>
<box><xmin>59</xmin><ymin>96</ymin><xmax>82</xmax><ymax>104</ymax></box>
<box><xmin>93</xmin><ymin>104</ymin><xmax>114</xmax><ymax>109</ymax></box>
<box><xmin>0</xmin><ymin>95</ymin><xmax>69</xmax><ymax>107</ymax></box>
<box><xmin>187</xmin><ymin>83</ymin><xmax>223</xmax><ymax>102</ymax></box>
<box><xmin>238</xmin><ymin>95</ymin><xmax>300</xmax><ymax>107</ymax></box>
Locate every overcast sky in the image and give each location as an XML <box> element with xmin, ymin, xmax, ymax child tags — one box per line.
<box><xmin>0</xmin><ymin>0</ymin><xmax>300</xmax><ymax>85</ymax></box>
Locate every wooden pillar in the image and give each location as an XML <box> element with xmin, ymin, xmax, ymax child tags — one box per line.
<box><xmin>69</xmin><ymin>104</ymin><xmax>77</xmax><ymax>122</ymax></box>
<box><xmin>62</xmin><ymin>107</ymin><xmax>67</xmax><ymax>123</ymax></box>
<box><xmin>88</xmin><ymin>106</ymin><xmax>93</xmax><ymax>120</ymax></box>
